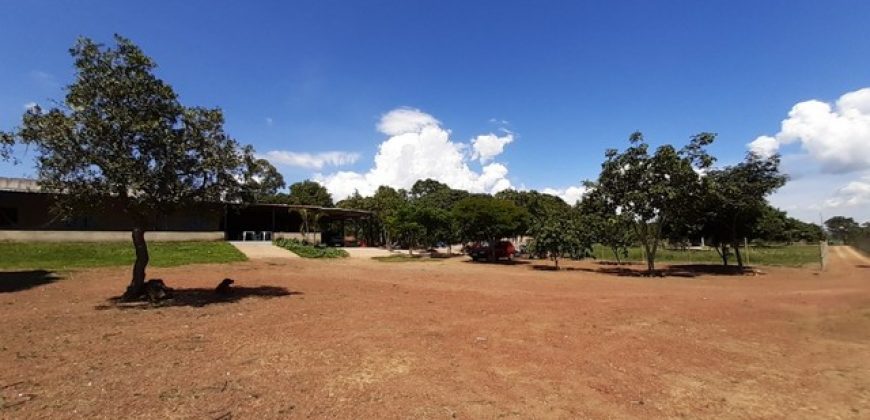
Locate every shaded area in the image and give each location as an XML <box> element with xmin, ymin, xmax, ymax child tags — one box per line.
<box><xmin>532</xmin><ymin>262</ymin><xmax>756</xmax><ymax>277</ymax></box>
<box><xmin>97</xmin><ymin>285</ymin><xmax>300</xmax><ymax>310</ymax></box>
<box><xmin>462</xmin><ymin>259</ymin><xmax>531</xmax><ymax>266</ymax></box>
<box><xmin>0</xmin><ymin>270</ymin><xmax>62</xmax><ymax>293</ymax></box>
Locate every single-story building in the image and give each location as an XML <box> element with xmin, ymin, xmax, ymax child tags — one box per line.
<box><xmin>0</xmin><ymin>177</ymin><xmax>372</xmax><ymax>244</ymax></box>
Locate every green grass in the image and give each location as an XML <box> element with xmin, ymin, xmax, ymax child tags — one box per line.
<box><xmin>0</xmin><ymin>241</ymin><xmax>247</xmax><ymax>270</ymax></box>
<box><xmin>372</xmin><ymin>254</ymin><xmax>440</xmax><ymax>262</ymax></box>
<box><xmin>590</xmin><ymin>244</ymin><xmax>821</xmax><ymax>267</ymax></box>
<box><xmin>273</xmin><ymin>238</ymin><xmax>349</xmax><ymax>258</ymax></box>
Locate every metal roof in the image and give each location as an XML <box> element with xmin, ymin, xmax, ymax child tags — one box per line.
<box><xmin>0</xmin><ymin>177</ymin><xmax>372</xmax><ymax>216</ymax></box>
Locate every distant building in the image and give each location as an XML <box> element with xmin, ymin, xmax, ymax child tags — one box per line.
<box><xmin>0</xmin><ymin>177</ymin><xmax>371</xmax><ymax>243</ymax></box>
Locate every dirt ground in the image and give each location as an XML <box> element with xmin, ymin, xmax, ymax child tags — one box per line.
<box><xmin>1</xmin><ymin>247</ymin><xmax>868</xmax><ymax>419</ymax></box>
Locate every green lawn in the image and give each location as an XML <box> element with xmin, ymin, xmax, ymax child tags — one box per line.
<box><xmin>590</xmin><ymin>244</ymin><xmax>822</xmax><ymax>267</ymax></box>
<box><xmin>0</xmin><ymin>241</ymin><xmax>247</xmax><ymax>270</ymax></box>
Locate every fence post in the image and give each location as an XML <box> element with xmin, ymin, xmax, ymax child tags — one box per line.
<box><xmin>819</xmin><ymin>240</ymin><xmax>828</xmax><ymax>271</ymax></box>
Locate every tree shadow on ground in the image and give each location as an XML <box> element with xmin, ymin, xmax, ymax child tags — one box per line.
<box><xmin>534</xmin><ymin>262</ymin><xmax>755</xmax><ymax>278</ymax></box>
<box><xmin>462</xmin><ymin>259</ymin><xmax>531</xmax><ymax>266</ymax></box>
<box><xmin>0</xmin><ymin>270</ymin><xmax>62</xmax><ymax>293</ymax></box>
<box><xmin>96</xmin><ymin>285</ymin><xmax>300</xmax><ymax>310</ymax></box>
<box><xmin>857</xmin><ymin>265</ymin><xmax>870</xmax><ymax>269</ymax></box>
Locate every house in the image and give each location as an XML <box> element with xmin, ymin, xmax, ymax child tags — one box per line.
<box><xmin>0</xmin><ymin>177</ymin><xmax>372</xmax><ymax>244</ymax></box>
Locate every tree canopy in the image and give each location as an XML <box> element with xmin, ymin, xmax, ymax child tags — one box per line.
<box><xmin>593</xmin><ymin>132</ymin><xmax>715</xmax><ymax>274</ymax></box>
<box><xmin>263</xmin><ymin>180</ymin><xmax>333</xmax><ymax>207</ymax></box>
<box><xmin>694</xmin><ymin>153</ymin><xmax>787</xmax><ymax>267</ymax></box>
<box><xmin>452</xmin><ymin>195</ymin><xmax>527</xmax><ymax>259</ymax></box>
<box><xmin>5</xmin><ymin>35</ymin><xmax>281</xmax><ymax>298</ymax></box>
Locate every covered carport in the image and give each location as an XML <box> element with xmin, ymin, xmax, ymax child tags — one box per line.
<box><xmin>224</xmin><ymin>203</ymin><xmax>373</xmax><ymax>245</ymax></box>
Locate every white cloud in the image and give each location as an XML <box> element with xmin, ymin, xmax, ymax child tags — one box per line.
<box><xmin>471</xmin><ymin>133</ymin><xmax>514</xmax><ymax>163</ymax></box>
<box><xmin>265</xmin><ymin>117</ymin><xmax>274</xmax><ymax>126</ymax></box>
<box><xmin>376</xmin><ymin>107</ymin><xmax>441</xmax><ymax>136</ymax></box>
<box><xmin>260</xmin><ymin>150</ymin><xmax>360</xmax><ymax>170</ymax></box>
<box><xmin>315</xmin><ymin>108</ymin><xmax>514</xmax><ymax>200</ymax></box>
<box><xmin>824</xmin><ymin>174</ymin><xmax>870</xmax><ymax>209</ymax></box>
<box><xmin>542</xmin><ymin>185</ymin><xmax>587</xmax><ymax>205</ymax></box>
<box><xmin>23</xmin><ymin>102</ymin><xmax>37</xmax><ymax>111</ymax></box>
<box><xmin>748</xmin><ymin>87</ymin><xmax>870</xmax><ymax>174</ymax></box>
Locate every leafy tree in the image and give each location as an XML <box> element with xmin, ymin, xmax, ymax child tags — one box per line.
<box><xmin>825</xmin><ymin>216</ymin><xmax>860</xmax><ymax>243</ymax></box>
<box><xmin>8</xmin><ymin>35</ymin><xmax>279</xmax><ymax>299</ymax></box>
<box><xmin>529</xmin><ymin>210</ymin><xmax>593</xmax><ymax>269</ymax></box>
<box><xmin>578</xmin><ymin>185</ymin><xmax>634</xmax><ymax>264</ymax></box>
<box><xmin>409</xmin><ymin>179</ymin><xmax>466</xmax><ymax>251</ymax></box>
<box><xmin>386</xmin><ymin>203</ymin><xmax>424</xmax><ymax>254</ymax></box>
<box><xmin>372</xmin><ymin>186</ymin><xmax>408</xmax><ymax>248</ymax></box>
<box><xmin>594</xmin><ymin>132</ymin><xmax>715</xmax><ymax>274</ymax></box>
<box><xmin>452</xmin><ymin>195</ymin><xmax>528</xmax><ymax>260</ymax></box>
<box><xmin>697</xmin><ymin>153</ymin><xmax>787</xmax><ymax>267</ymax></box>
<box><xmin>265</xmin><ymin>179</ymin><xmax>333</xmax><ymax>207</ymax></box>
<box><xmin>0</xmin><ymin>131</ymin><xmax>13</xmax><ymax>161</ymax></box>
<box><xmin>495</xmin><ymin>189</ymin><xmax>569</xmax><ymax>234</ymax></box>
<box><xmin>336</xmin><ymin>190</ymin><xmax>378</xmax><ymax>245</ymax></box>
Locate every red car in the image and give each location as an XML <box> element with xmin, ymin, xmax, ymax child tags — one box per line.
<box><xmin>468</xmin><ymin>241</ymin><xmax>516</xmax><ymax>261</ymax></box>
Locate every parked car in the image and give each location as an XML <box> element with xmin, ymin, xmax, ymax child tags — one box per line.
<box><xmin>467</xmin><ymin>241</ymin><xmax>516</xmax><ymax>261</ymax></box>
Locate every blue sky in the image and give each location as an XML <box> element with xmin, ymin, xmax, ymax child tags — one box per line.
<box><xmin>2</xmin><ymin>1</ymin><xmax>870</xmax><ymax>221</ymax></box>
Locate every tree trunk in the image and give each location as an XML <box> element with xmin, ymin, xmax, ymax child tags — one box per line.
<box><xmin>611</xmin><ymin>246</ymin><xmax>621</xmax><ymax>264</ymax></box>
<box><xmin>490</xmin><ymin>237</ymin><xmax>497</xmax><ymax>262</ymax></box>
<box><xmin>717</xmin><ymin>244</ymin><xmax>729</xmax><ymax>266</ymax></box>
<box><xmin>554</xmin><ymin>256</ymin><xmax>560</xmax><ymax>270</ymax></box>
<box><xmin>733</xmin><ymin>241</ymin><xmax>744</xmax><ymax>268</ymax></box>
<box><xmin>123</xmin><ymin>226</ymin><xmax>150</xmax><ymax>300</ymax></box>
<box><xmin>643</xmin><ymin>241</ymin><xmax>655</xmax><ymax>275</ymax></box>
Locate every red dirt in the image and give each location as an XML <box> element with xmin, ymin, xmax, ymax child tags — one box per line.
<box><xmin>1</xmin><ymin>247</ymin><xmax>868</xmax><ymax>418</ymax></box>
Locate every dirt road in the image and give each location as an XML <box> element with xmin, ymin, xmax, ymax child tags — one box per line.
<box><xmin>1</xmin><ymin>247</ymin><xmax>868</xmax><ymax>418</ymax></box>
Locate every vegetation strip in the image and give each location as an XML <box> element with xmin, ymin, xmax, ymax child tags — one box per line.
<box><xmin>0</xmin><ymin>241</ymin><xmax>246</xmax><ymax>270</ymax></box>
<box><xmin>273</xmin><ymin>238</ymin><xmax>349</xmax><ymax>258</ymax></box>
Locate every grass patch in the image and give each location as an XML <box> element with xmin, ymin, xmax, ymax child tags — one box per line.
<box><xmin>0</xmin><ymin>241</ymin><xmax>247</xmax><ymax>270</ymax></box>
<box><xmin>590</xmin><ymin>244</ymin><xmax>821</xmax><ymax>267</ymax></box>
<box><xmin>372</xmin><ymin>254</ymin><xmax>440</xmax><ymax>262</ymax></box>
<box><xmin>274</xmin><ymin>238</ymin><xmax>349</xmax><ymax>258</ymax></box>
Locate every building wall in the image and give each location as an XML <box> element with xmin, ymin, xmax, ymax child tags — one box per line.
<box><xmin>0</xmin><ymin>230</ymin><xmax>223</xmax><ymax>242</ymax></box>
<box><xmin>0</xmin><ymin>191</ymin><xmax>222</xmax><ymax>232</ymax></box>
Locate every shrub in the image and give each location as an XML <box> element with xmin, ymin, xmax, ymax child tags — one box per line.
<box><xmin>274</xmin><ymin>238</ymin><xmax>349</xmax><ymax>258</ymax></box>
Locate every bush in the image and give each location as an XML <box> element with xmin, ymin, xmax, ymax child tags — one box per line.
<box><xmin>274</xmin><ymin>238</ymin><xmax>349</xmax><ymax>258</ymax></box>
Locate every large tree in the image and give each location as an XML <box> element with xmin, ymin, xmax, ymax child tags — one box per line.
<box><xmin>452</xmin><ymin>195</ymin><xmax>527</xmax><ymax>260</ymax></box>
<box><xmin>825</xmin><ymin>216</ymin><xmax>860</xmax><ymax>243</ymax></box>
<box><xmin>697</xmin><ymin>153</ymin><xmax>787</xmax><ymax>267</ymax></box>
<box><xmin>594</xmin><ymin>132</ymin><xmax>715</xmax><ymax>274</ymax></box>
<box><xmin>529</xmin><ymin>210</ymin><xmax>593</xmax><ymax>269</ymax></box>
<box><xmin>288</xmin><ymin>180</ymin><xmax>334</xmax><ymax>207</ymax></box>
<box><xmin>8</xmin><ymin>35</ymin><xmax>281</xmax><ymax>299</ymax></box>
<box><xmin>578</xmin><ymin>184</ymin><xmax>635</xmax><ymax>264</ymax></box>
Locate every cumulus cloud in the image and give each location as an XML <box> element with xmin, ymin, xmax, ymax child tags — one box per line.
<box><xmin>748</xmin><ymin>87</ymin><xmax>870</xmax><ymax>173</ymax></box>
<box><xmin>23</xmin><ymin>102</ymin><xmax>37</xmax><ymax>111</ymax></box>
<box><xmin>315</xmin><ymin>108</ymin><xmax>514</xmax><ymax>200</ymax></box>
<box><xmin>542</xmin><ymin>185</ymin><xmax>588</xmax><ymax>205</ymax></box>
<box><xmin>471</xmin><ymin>133</ymin><xmax>514</xmax><ymax>163</ymax></box>
<box><xmin>824</xmin><ymin>174</ymin><xmax>870</xmax><ymax>209</ymax></box>
<box><xmin>260</xmin><ymin>150</ymin><xmax>360</xmax><ymax>170</ymax></box>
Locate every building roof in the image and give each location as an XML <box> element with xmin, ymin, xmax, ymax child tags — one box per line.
<box><xmin>245</xmin><ymin>203</ymin><xmax>373</xmax><ymax>217</ymax></box>
<box><xmin>0</xmin><ymin>177</ymin><xmax>42</xmax><ymax>193</ymax></box>
<box><xmin>0</xmin><ymin>177</ymin><xmax>372</xmax><ymax>217</ymax></box>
